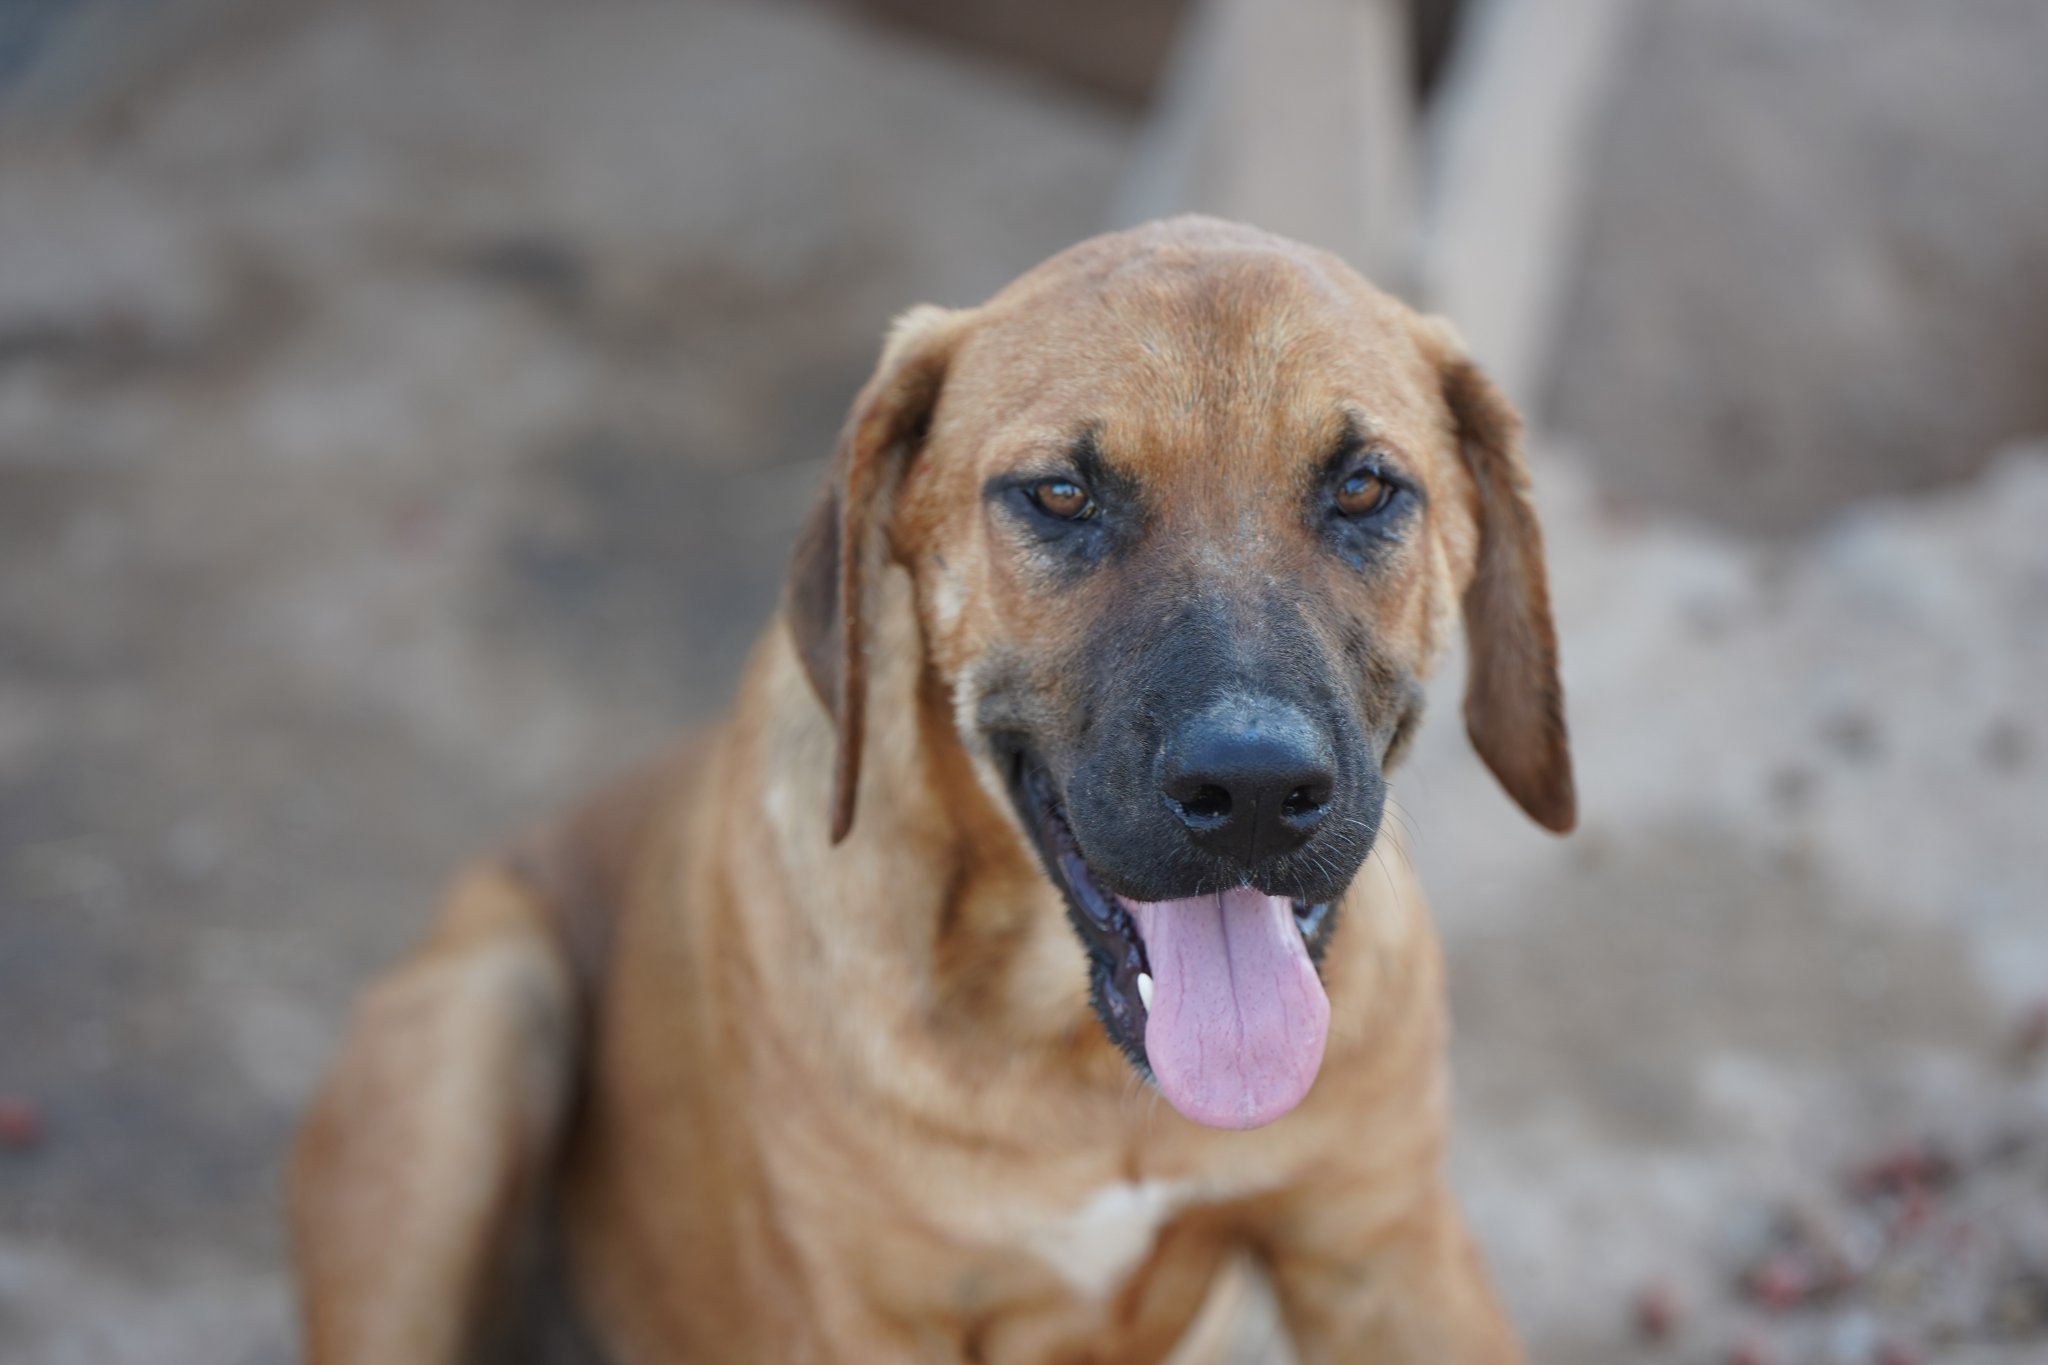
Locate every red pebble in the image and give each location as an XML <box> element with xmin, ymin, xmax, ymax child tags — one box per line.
<box><xmin>0</xmin><ymin>1096</ymin><xmax>43</xmax><ymax>1150</ymax></box>
<box><xmin>1633</xmin><ymin>1281</ymin><xmax>1680</xmax><ymax>1342</ymax></box>
<box><xmin>1746</xmin><ymin>1255</ymin><xmax>1813</xmax><ymax>1310</ymax></box>
<box><xmin>1726</xmin><ymin>1336</ymin><xmax>1775</xmax><ymax>1365</ymax></box>
<box><xmin>1850</xmin><ymin>1142</ymin><xmax>1954</xmax><ymax>1198</ymax></box>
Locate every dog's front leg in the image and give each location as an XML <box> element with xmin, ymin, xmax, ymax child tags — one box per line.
<box><xmin>290</xmin><ymin>865</ymin><xmax>579</xmax><ymax>1365</ymax></box>
<box><xmin>1257</xmin><ymin>1177</ymin><xmax>1524</xmax><ymax>1365</ymax></box>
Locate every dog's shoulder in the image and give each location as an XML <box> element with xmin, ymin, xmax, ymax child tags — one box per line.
<box><xmin>502</xmin><ymin>737</ymin><xmax>709</xmax><ymax>1001</ymax></box>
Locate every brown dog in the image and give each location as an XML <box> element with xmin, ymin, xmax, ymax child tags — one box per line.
<box><xmin>290</xmin><ymin>216</ymin><xmax>1573</xmax><ymax>1364</ymax></box>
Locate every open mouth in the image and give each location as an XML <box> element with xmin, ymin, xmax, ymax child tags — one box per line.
<box><xmin>1005</xmin><ymin>746</ymin><xmax>1340</xmax><ymax>1130</ymax></box>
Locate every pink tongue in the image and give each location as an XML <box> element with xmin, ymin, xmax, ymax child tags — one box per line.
<box><xmin>1121</xmin><ymin>888</ymin><xmax>1330</xmax><ymax>1130</ymax></box>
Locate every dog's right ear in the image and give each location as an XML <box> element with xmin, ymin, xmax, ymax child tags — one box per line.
<box><xmin>786</xmin><ymin>304</ymin><xmax>964</xmax><ymax>845</ymax></box>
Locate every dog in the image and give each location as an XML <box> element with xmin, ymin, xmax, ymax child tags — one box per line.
<box><xmin>291</xmin><ymin>215</ymin><xmax>1574</xmax><ymax>1365</ymax></box>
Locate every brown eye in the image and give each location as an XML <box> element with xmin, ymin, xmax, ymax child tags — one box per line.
<box><xmin>1334</xmin><ymin>469</ymin><xmax>1394</xmax><ymax>518</ymax></box>
<box><xmin>1031</xmin><ymin>478</ymin><xmax>1096</xmax><ymax>521</ymax></box>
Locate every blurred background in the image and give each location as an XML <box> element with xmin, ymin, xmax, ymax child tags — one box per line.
<box><xmin>2</xmin><ymin>0</ymin><xmax>2045</xmax><ymax>1361</ymax></box>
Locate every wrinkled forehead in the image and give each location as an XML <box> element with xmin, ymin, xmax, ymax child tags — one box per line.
<box><xmin>941</xmin><ymin>239</ymin><xmax>1450</xmax><ymax>487</ymax></box>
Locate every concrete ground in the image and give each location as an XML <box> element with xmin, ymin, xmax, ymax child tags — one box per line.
<box><xmin>1</xmin><ymin>1</ymin><xmax>2043</xmax><ymax>1362</ymax></box>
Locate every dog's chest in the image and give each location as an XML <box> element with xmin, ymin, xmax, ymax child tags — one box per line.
<box><xmin>1014</xmin><ymin>1178</ymin><xmax>1204</xmax><ymax>1292</ymax></box>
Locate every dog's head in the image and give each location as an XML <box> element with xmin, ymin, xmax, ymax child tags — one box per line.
<box><xmin>788</xmin><ymin>218</ymin><xmax>1572</xmax><ymax>1129</ymax></box>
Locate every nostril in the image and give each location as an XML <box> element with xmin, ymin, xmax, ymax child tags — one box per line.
<box><xmin>1281</xmin><ymin>784</ymin><xmax>1325</xmax><ymax>818</ymax></box>
<box><xmin>1180</xmin><ymin>784</ymin><xmax>1232</xmax><ymax>822</ymax></box>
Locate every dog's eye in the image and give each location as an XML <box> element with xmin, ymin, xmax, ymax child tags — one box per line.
<box><xmin>1334</xmin><ymin>469</ymin><xmax>1394</xmax><ymax>518</ymax></box>
<box><xmin>1030</xmin><ymin>478</ymin><xmax>1097</xmax><ymax>521</ymax></box>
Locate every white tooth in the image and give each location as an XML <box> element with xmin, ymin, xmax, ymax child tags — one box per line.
<box><xmin>1137</xmin><ymin>972</ymin><xmax>1154</xmax><ymax>1010</ymax></box>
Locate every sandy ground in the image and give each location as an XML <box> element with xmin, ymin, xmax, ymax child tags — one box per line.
<box><xmin>1</xmin><ymin>1</ymin><xmax>2044</xmax><ymax>1363</ymax></box>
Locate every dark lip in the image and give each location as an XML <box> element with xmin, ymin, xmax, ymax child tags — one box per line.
<box><xmin>996</xmin><ymin>740</ymin><xmax>1339</xmax><ymax>1074</ymax></box>
<box><xmin>1006</xmin><ymin>746</ymin><xmax>1153</xmax><ymax>1067</ymax></box>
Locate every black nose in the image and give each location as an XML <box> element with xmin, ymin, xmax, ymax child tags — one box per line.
<box><xmin>1158</xmin><ymin>698</ymin><xmax>1335</xmax><ymax>867</ymax></box>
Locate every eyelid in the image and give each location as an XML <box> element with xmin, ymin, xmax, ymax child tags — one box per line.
<box><xmin>1341</xmin><ymin>454</ymin><xmax>1419</xmax><ymax>501</ymax></box>
<box><xmin>1032</xmin><ymin>479</ymin><xmax>1093</xmax><ymax>513</ymax></box>
<box><xmin>1007</xmin><ymin>473</ymin><xmax>1100</xmax><ymax>527</ymax></box>
<box><xmin>1017</xmin><ymin>471</ymin><xmax>1091</xmax><ymax>500</ymax></box>
<box><xmin>982</xmin><ymin>463</ymin><xmax>1117</xmax><ymax>528</ymax></box>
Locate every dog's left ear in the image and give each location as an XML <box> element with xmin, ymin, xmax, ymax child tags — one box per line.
<box><xmin>1422</xmin><ymin>320</ymin><xmax>1577</xmax><ymax>833</ymax></box>
<box><xmin>786</xmin><ymin>304</ymin><xmax>964</xmax><ymax>844</ymax></box>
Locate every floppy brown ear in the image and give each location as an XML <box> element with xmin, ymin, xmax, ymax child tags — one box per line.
<box><xmin>785</xmin><ymin>304</ymin><xmax>962</xmax><ymax>844</ymax></box>
<box><xmin>1436</xmin><ymin>342</ymin><xmax>1577</xmax><ymax>833</ymax></box>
